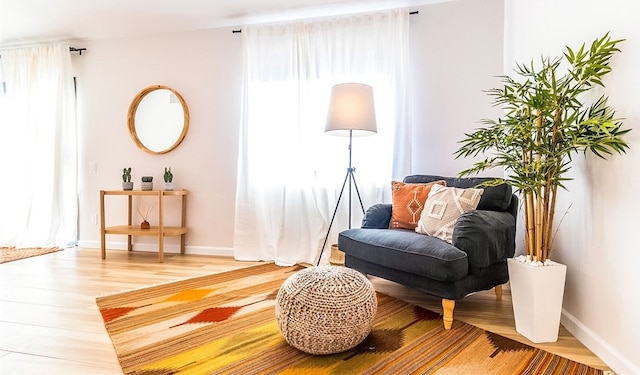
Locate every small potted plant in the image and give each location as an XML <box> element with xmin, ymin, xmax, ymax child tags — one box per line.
<box><xmin>122</xmin><ymin>168</ymin><xmax>133</xmax><ymax>190</ymax></box>
<box><xmin>163</xmin><ymin>167</ymin><xmax>174</xmax><ymax>191</ymax></box>
<box><xmin>141</xmin><ymin>176</ymin><xmax>153</xmax><ymax>191</ymax></box>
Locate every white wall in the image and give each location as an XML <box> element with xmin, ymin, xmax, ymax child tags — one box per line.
<box><xmin>505</xmin><ymin>1</ymin><xmax>640</xmax><ymax>373</ymax></box>
<box><xmin>76</xmin><ymin>0</ymin><xmax>505</xmax><ymax>255</ymax></box>
<box><xmin>75</xmin><ymin>27</ymin><xmax>244</xmax><ymax>254</ymax></box>
<box><xmin>410</xmin><ymin>0</ymin><xmax>504</xmax><ymax>176</ymax></box>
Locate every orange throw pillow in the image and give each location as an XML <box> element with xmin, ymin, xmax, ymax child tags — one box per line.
<box><xmin>390</xmin><ymin>180</ymin><xmax>446</xmax><ymax>230</ymax></box>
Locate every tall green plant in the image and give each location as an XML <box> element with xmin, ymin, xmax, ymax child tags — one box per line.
<box><xmin>455</xmin><ymin>33</ymin><xmax>630</xmax><ymax>263</ymax></box>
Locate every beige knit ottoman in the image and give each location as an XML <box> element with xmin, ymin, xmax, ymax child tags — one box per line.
<box><xmin>275</xmin><ymin>266</ymin><xmax>377</xmax><ymax>355</ymax></box>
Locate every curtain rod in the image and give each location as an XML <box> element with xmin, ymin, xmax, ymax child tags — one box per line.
<box><xmin>231</xmin><ymin>10</ymin><xmax>419</xmax><ymax>34</ymax></box>
<box><xmin>0</xmin><ymin>46</ymin><xmax>86</xmax><ymax>59</ymax></box>
<box><xmin>70</xmin><ymin>47</ymin><xmax>86</xmax><ymax>55</ymax></box>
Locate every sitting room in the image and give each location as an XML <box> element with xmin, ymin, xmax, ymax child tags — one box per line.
<box><xmin>0</xmin><ymin>0</ymin><xmax>638</xmax><ymax>374</ymax></box>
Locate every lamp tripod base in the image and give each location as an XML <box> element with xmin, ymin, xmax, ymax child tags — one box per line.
<box><xmin>316</xmin><ymin>167</ymin><xmax>365</xmax><ymax>266</ymax></box>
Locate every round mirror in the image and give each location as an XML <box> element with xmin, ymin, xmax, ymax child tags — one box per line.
<box><xmin>127</xmin><ymin>85</ymin><xmax>189</xmax><ymax>154</ymax></box>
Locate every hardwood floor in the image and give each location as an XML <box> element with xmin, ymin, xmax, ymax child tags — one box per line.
<box><xmin>0</xmin><ymin>247</ymin><xmax>611</xmax><ymax>374</ymax></box>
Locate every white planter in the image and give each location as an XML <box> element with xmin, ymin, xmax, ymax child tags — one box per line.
<box><xmin>507</xmin><ymin>257</ymin><xmax>567</xmax><ymax>343</ymax></box>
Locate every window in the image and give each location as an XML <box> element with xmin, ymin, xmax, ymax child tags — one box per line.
<box><xmin>234</xmin><ymin>10</ymin><xmax>411</xmax><ymax>265</ymax></box>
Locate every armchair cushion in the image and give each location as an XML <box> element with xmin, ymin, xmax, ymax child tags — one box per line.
<box><xmin>338</xmin><ymin>228</ymin><xmax>468</xmax><ymax>282</ymax></box>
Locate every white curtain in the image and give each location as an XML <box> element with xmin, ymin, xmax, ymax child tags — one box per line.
<box><xmin>234</xmin><ymin>10</ymin><xmax>411</xmax><ymax>265</ymax></box>
<box><xmin>0</xmin><ymin>44</ymin><xmax>78</xmax><ymax>248</ymax></box>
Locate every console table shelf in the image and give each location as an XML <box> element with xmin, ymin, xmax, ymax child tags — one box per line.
<box><xmin>99</xmin><ymin>189</ymin><xmax>188</xmax><ymax>262</ymax></box>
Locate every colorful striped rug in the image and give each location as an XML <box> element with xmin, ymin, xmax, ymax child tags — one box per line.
<box><xmin>96</xmin><ymin>262</ymin><xmax>604</xmax><ymax>374</ymax></box>
<box><xmin>0</xmin><ymin>247</ymin><xmax>62</xmax><ymax>264</ymax></box>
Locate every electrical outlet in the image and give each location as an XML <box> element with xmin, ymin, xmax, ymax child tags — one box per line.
<box><xmin>90</xmin><ymin>214</ymin><xmax>97</xmax><ymax>225</ymax></box>
<box><xmin>89</xmin><ymin>162</ymin><xmax>97</xmax><ymax>174</ymax></box>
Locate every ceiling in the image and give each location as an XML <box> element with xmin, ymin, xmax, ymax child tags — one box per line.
<box><xmin>1</xmin><ymin>0</ymin><xmax>443</xmax><ymax>48</ymax></box>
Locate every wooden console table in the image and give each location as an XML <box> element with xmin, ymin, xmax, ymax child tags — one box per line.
<box><xmin>99</xmin><ymin>189</ymin><xmax>188</xmax><ymax>262</ymax></box>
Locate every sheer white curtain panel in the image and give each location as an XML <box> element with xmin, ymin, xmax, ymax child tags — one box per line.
<box><xmin>0</xmin><ymin>44</ymin><xmax>78</xmax><ymax>248</ymax></box>
<box><xmin>234</xmin><ymin>10</ymin><xmax>411</xmax><ymax>266</ymax></box>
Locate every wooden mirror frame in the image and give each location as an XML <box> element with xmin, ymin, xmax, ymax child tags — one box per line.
<box><xmin>127</xmin><ymin>85</ymin><xmax>190</xmax><ymax>154</ymax></box>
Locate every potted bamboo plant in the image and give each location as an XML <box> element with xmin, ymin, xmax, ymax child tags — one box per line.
<box><xmin>454</xmin><ymin>33</ymin><xmax>630</xmax><ymax>343</ymax></box>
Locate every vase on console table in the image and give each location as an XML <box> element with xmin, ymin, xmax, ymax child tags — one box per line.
<box><xmin>141</xmin><ymin>176</ymin><xmax>153</xmax><ymax>191</ymax></box>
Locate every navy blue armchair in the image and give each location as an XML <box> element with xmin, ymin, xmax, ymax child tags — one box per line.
<box><xmin>338</xmin><ymin>175</ymin><xmax>518</xmax><ymax>329</ymax></box>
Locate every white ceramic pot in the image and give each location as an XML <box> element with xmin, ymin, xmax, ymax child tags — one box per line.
<box><xmin>122</xmin><ymin>181</ymin><xmax>133</xmax><ymax>191</ymax></box>
<box><xmin>507</xmin><ymin>257</ymin><xmax>567</xmax><ymax>343</ymax></box>
<box><xmin>164</xmin><ymin>182</ymin><xmax>174</xmax><ymax>191</ymax></box>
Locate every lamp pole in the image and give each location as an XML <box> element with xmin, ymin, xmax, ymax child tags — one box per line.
<box><xmin>316</xmin><ymin>129</ymin><xmax>365</xmax><ymax>266</ymax></box>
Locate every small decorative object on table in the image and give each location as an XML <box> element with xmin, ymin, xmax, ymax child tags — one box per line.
<box><xmin>275</xmin><ymin>266</ymin><xmax>377</xmax><ymax>355</ymax></box>
<box><xmin>122</xmin><ymin>168</ymin><xmax>133</xmax><ymax>190</ymax></box>
<box><xmin>163</xmin><ymin>167</ymin><xmax>173</xmax><ymax>191</ymax></box>
<box><xmin>137</xmin><ymin>205</ymin><xmax>153</xmax><ymax>229</ymax></box>
<box><xmin>141</xmin><ymin>176</ymin><xmax>153</xmax><ymax>191</ymax></box>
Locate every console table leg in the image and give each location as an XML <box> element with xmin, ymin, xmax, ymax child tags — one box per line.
<box><xmin>127</xmin><ymin>195</ymin><xmax>133</xmax><ymax>251</ymax></box>
<box><xmin>180</xmin><ymin>194</ymin><xmax>187</xmax><ymax>255</ymax></box>
<box><xmin>158</xmin><ymin>191</ymin><xmax>164</xmax><ymax>262</ymax></box>
<box><xmin>100</xmin><ymin>190</ymin><xmax>106</xmax><ymax>259</ymax></box>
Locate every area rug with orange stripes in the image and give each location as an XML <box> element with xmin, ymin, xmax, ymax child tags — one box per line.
<box><xmin>96</xmin><ymin>262</ymin><xmax>604</xmax><ymax>374</ymax></box>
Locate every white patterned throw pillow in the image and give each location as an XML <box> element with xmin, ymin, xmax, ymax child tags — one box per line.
<box><xmin>415</xmin><ymin>184</ymin><xmax>483</xmax><ymax>243</ymax></box>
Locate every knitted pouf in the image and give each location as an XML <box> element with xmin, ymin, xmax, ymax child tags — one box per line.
<box><xmin>275</xmin><ymin>266</ymin><xmax>377</xmax><ymax>355</ymax></box>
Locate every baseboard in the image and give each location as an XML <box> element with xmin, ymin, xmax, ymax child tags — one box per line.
<box><xmin>77</xmin><ymin>240</ymin><xmax>234</xmax><ymax>257</ymax></box>
<box><xmin>561</xmin><ymin>309</ymin><xmax>639</xmax><ymax>374</ymax></box>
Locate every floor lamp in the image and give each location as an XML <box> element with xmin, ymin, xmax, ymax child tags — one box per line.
<box><xmin>317</xmin><ymin>83</ymin><xmax>377</xmax><ymax>266</ymax></box>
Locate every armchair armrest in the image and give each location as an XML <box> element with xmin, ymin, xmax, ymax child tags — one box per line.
<box><xmin>361</xmin><ymin>204</ymin><xmax>392</xmax><ymax>229</ymax></box>
<box><xmin>452</xmin><ymin>210</ymin><xmax>516</xmax><ymax>268</ymax></box>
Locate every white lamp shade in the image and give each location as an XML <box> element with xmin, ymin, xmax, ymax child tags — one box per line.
<box><xmin>325</xmin><ymin>83</ymin><xmax>377</xmax><ymax>136</ymax></box>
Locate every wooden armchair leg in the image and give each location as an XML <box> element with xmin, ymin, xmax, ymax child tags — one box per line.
<box><xmin>442</xmin><ymin>299</ymin><xmax>455</xmax><ymax>329</ymax></box>
<box><xmin>495</xmin><ymin>285</ymin><xmax>503</xmax><ymax>301</ymax></box>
